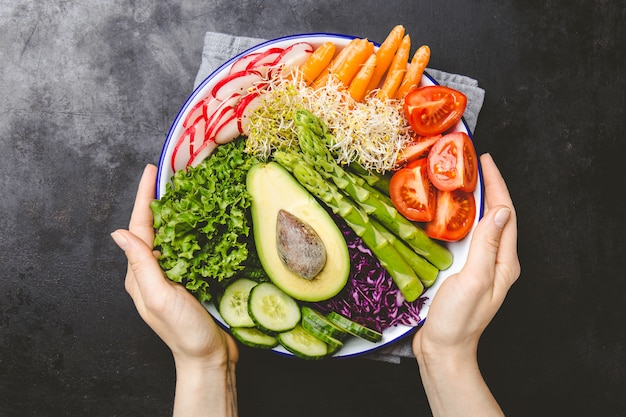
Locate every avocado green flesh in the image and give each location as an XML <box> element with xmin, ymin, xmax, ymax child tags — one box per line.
<box><xmin>247</xmin><ymin>162</ymin><xmax>350</xmax><ymax>302</ymax></box>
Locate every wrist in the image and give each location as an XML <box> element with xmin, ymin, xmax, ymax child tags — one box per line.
<box><xmin>172</xmin><ymin>356</ymin><xmax>238</xmax><ymax>417</ymax></box>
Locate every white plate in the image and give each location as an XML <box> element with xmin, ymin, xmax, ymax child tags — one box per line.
<box><xmin>156</xmin><ymin>33</ymin><xmax>484</xmax><ymax>358</ymax></box>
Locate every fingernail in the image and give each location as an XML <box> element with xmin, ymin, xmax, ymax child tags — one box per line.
<box><xmin>494</xmin><ymin>208</ymin><xmax>511</xmax><ymax>229</ymax></box>
<box><xmin>111</xmin><ymin>231</ymin><xmax>129</xmax><ymax>251</ymax></box>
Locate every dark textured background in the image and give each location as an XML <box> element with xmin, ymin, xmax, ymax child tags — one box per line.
<box><xmin>1</xmin><ymin>1</ymin><xmax>624</xmax><ymax>416</ymax></box>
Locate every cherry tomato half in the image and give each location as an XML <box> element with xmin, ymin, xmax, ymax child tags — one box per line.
<box><xmin>427</xmin><ymin>132</ymin><xmax>478</xmax><ymax>192</ymax></box>
<box><xmin>426</xmin><ymin>189</ymin><xmax>476</xmax><ymax>242</ymax></box>
<box><xmin>403</xmin><ymin>86</ymin><xmax>467</xmax><ymax>136</ymax></box>
<box><xmin>389</xmin><ymin>158</ymin><xmax>437</xmax><ymax>222</ymax></box>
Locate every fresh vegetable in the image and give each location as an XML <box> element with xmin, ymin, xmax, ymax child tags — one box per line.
<box><xmin>301</xmin><ymin>307</ymin><xmax>347</xmax><ymax>352</ymax></box>
<box><xmin>365</xmin><ymin>25</ymin><xmax>405</xmax><ymax>94</ymax></box>
<box><xmin>376</xmin><ymin>34</ymin><xmax>410</xmax><ymax>99</ymax></box>
<box><xmin>395</xmin><ymin>134</ymin><xmax>441</xmax><ymax>166</ymax></box>
<box><xmin>326</xmin><ymin>311</ymin><xmax>383</xmax><ymax>343</ymax></box>
<box><xmin>389</xmin><ymin>158</ymin><xmax>437</xmax><ymax>222</ymax></box>
<box><xmin>332</xmin><ymin>38</ymin><xmax>375</xmax><ymax>86</ymax></box>
<box><xmin>277</xmin><ymin>324</ymin><xmax>329</xmax><ymax>359</ymax></box>
<box><xmin>299</xmin><ymin>41</ymin><xmax>336</xmax><ymax>85</ymax></box>
<box><xmin>248</xmin><ymin>282</ymin><xmax>301</xmax><ymax>333</ymax></box>
<box><xmin>426</xmin><ymin>189</ymin><xmax>476</xmax><ymax>242</ymax></box>
<box><xmin>301</xmin><ymin>306</ymin><xmax>348</xmax><ymax>341</ymax></box>
<box><xmin>403</xmin><ymin>85</ymin><xmax>467</xmax><ymax>136</ymax></box>
<box><xmin>396</xmin><ymin>44</ymin><xmax>430</xmax><ymax>99</ymax></box>
<box><xmin>218</xmin><ymin>278</ymin><xmax>258</xmax><ymax>328</ymax></box>
<box><xmin>427</xmin><ymin>131</ymin><xmax>478</xmax><ymax>192</ymax></box>
<box><xmin>312</xmin><ymin>37</ymin><xmax>358</xmax><ymax>88</ymax></box>
<box><xmin>151</xmin><ymin>139</ymin><xmax>260</xmax><ymax>302</ymax></box>
<box><xmin>292</xmin><ymin>109</ymin><xmax>453</xmax><ymax>271</ymax></box>
<box><xmin>347</xmin><ymin>52</ymin><xmax>377</xmax><ymax>102</ymax></box>
<box><xmin>230</xmin><ymin>327</ymin><xmax>278</xmax><ymax>349</ymax></box>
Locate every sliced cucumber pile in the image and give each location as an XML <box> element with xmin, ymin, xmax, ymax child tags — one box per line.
<box><xmin>217</xmin><ymin>279</ymin><xmax>385</xmax><ymax>358</ymax></box>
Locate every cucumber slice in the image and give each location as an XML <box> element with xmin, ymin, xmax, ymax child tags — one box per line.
<box><xmin>231</xmin><ymin>327</ymin><xmax>278</xmax><ymax>349</ymax></box>
<box><xmin>301</xmin><ymin>318</ymin><xmax>343</xmax><ymax>354</ymax></box>
<box><xmin>218</xmin><ymin>278</ymin><xmax>258</xmax><ymax>327</ymax></box>
<box><xmin>248</xmin><ymin>282</ymin><xmax>301</xmax><ymax>333</ymax></box>
<box><xmin>278</xmin><ymin>324</ymin><xmax>328</xmax><ymax>359</ymax></box>
<box><xmin>326</xmin><ymin>311</ymin><xmax>383</xmax><ymax>343</ymax></box>
<box><xmin>301</xmin><ymin>306</ymin><xmax>348</xmax><ymax>341</ymax></box>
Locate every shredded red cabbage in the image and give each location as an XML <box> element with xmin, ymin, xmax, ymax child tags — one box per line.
<box><xmin>313</xmin><ymin>218</ymin><xmax>426</xmax><ymax>333</ymax></box>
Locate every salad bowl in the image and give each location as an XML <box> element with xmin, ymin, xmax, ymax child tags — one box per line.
<box><xmin>156</xmin><ymin>33</ymin><xmax>484</xmax><ymax>358</ymax></box>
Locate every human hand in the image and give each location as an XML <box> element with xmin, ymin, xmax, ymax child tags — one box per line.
<box><xmin>111</xmin><ymin>164</ymin><xmax>239</xmax><ymax>370</ymax></box>
<box><xmin>413</xmin><ymin>153</ymin><xmax>520</xmax><ymax>363</ymax></box>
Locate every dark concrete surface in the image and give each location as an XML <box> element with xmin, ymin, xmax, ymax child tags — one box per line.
<box><xmin>1</xmin><ymin>1</ymin><xmax>624</xmax><ymax>416</ymax></box>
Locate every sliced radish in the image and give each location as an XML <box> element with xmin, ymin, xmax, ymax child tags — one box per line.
<box><xmin>246</xmin><ymin>47</ymin><xmax>284</xmax><ymax>70</ymax></box>
<box><xmin>205</xmin><ymin>99</ymin><xmax>239</xmax><ymax>143</ymax></box>
<box><xmin>189</xmin><ymin>117</ymin><xmax>207</xmax><ymax>155</ymax></box>
<box><xmin>211</xmin><ymin>70</ymin><xmax>264</xmax><ymax>101</ymax></box>
<box><xmin>183</xmin><ymin>96</ymin><xmax>208</xmax><ymax>128</ymax></box>
<box><xmin>188</xmin><ymin>139</ymin><xmax>218</xmax><ymax>168</ymax></box>
<box><xmin>235</xmin><ymin>92</ymin><xmax>263</xmax><ymax>136</ymax></box>
<box><xmin>213</xmin><ymin>115</ymin><xmax>241</xmax><ymax>144</ymax></box>
<box><xmin>229</xmin><ymin>52</ymin><xmax>262</xmax><ymax>74</ymax></box>
<box><xmin>171</xmin><ymin>128</ymin><xmax>193</xmax><ymax>172</ymax></box>
<box><xmin>275</xmin><ymin>42</ymin><xmax>314</xmax><ymax>69</ymax></box>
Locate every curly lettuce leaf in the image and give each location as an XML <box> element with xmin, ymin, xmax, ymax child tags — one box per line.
<box><xmin>151</xmin><ymin>138</ymin><xmax>259</xmax><ymax>302</ymax></box>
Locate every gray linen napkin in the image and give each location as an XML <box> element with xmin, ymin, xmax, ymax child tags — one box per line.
<box><xmin>194</xmin><ymin>31</ymin><xmax>485</xmax><ymax>364</ymax></box>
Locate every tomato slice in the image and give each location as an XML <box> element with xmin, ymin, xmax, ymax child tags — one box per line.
<box><xmin>395</xmin><ymin>134</ymin><xmax>442</xmax><ymax>166</ymax></box>
<box><xmin>403</xmin><ymin>86</ymin><xmax>467</xmax><ymax>136</ymax></box>
<box><xmin>427</xmin><ymin>132</ymin><xmax>478</xmax><ymax>192</ymax></box>
<box><xmin>389</xmin><ymin>158</ymin><xmax>437</xmax><ymax>222</ymax></box>
<box><xmin>426</xmin><ymin>190</ymin><xmax>476</xmax><ymax>242</ymax></box>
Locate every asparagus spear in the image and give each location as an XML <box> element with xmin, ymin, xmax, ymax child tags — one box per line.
<box><xmin>348</xmin><ymin>162</ymin><xmax>392</xmax><ymax>196</ymax></box>
<box><xmin>294</xmin><ymin>109</ymin><xmax>453</xmax><ymax>271</ymax></box>
<box><xmin>273</xmin><ymin>152</ymin><xmax>424</xmax><ymax>302</ymax></box>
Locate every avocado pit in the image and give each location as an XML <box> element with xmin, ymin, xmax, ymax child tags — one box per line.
<box><xmin>276</xmin><ymin>209</ymin><xmax>327</xmax><ymax>280</ymax></box>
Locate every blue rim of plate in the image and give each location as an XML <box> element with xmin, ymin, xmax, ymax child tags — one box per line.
<box><xmin>155</xmin><ymin>32</ymin><xmax>485</xmax><ymax>359</ymax></box>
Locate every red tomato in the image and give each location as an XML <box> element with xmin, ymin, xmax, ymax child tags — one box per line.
<box><xmin>403</xmin><ymin>86</ymin><xmax>467</xmax><ymax>136</ymax></box>
<box><xmin>426</xmin><ymin>190</ymin><xmax>476</xmax><ymax>242</ymax></box>
<box><xmin>427</xmin><ymin>132</ymin><xmax>478</xmax><ymax>192</ymax></box>
<box><xmin>395</xmin><ymin>134</ymin><xmax>442</xmax><ymax>166</ymax></box>
<box><xmin>389</xmin><ymin>158</ymin><xmax>437</xmax><ymax>222</ymax></box>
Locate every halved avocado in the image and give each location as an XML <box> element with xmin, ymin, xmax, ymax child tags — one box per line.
<box><xmin>247</xmin><ymin>162</ymin><xmax>350</xmax><ymax>302</ymax></box>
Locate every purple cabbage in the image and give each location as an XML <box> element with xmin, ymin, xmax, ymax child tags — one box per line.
<box><xmin>313</xmin><ymin>218</ymin><xmax>426</xmax><ymax>333</ymax></box>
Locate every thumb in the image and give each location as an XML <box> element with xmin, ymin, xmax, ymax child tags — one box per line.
<box><xmin>461</xmin><ymin>206</ymin><xmax>511</xmax><ymax>276</ymax></box>
<box><xmin>111</xmin><ymin>229</ymin><xmax>168</xmax><ymax>298</ymax></box>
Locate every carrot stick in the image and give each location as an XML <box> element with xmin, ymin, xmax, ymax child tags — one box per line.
<box><xmin>348</xmin><ymin>53</ymin><xmax>377</xmax><ymax>102</ymax></box>
<box><xmin>313</xmin><ymin>38</ymin><xmax>359</xmax><ymax>88</ymax></box>
<box><xmin>376</xmin><ymin>35</ymin><xmax>411</xmax><ymax>99</ymax></box>
<box><xmin>376</xmin><ymin>69</ymin><xmax>405</xmax><ymax>100</ymax></box>
<box><xmin>396</xmin><ymin>45</ymin><xmax>431</xmax><ymax>98</ymax></box>
<box><xmin>299</xmin><ymin>41</ymin><xmax>336</xmax><ymax>85</ymax></box>
<box><xmin>387</xmin><ymin>34</ymin><xmax>411</xmax><ymax>76</ymax></box>
<box><xmin>365</xmin><ymin>25</ymin><xmax>405</xmax><ymax>93</ymax></box>
<box><xmin>334</xmin><ymin>39</ymin><xmax>375</xmax><ymax>86</ymax></box>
